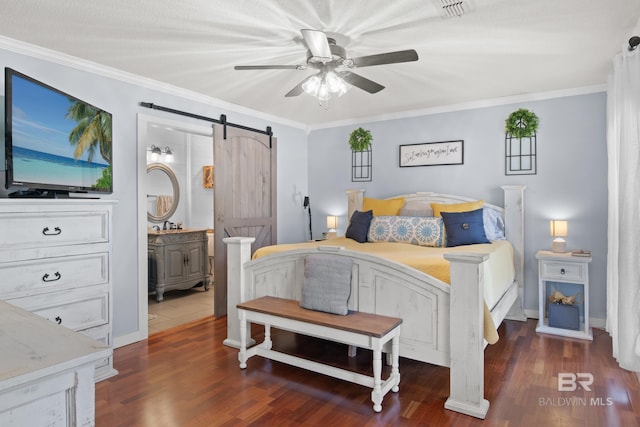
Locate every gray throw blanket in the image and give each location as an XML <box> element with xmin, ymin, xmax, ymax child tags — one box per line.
<box><xmin>300</xmin><ymin>254</ymin><xmax>353</xmax><ymax>315</ymax></box>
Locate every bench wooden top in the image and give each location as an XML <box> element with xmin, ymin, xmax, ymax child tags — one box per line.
<box><xmin>237</xmin><ymin>296</ymin><xmax>402</xmax><ymax>338</ymax></box>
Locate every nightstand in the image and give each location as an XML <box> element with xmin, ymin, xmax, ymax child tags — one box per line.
<box><xmin>536</xmin><ymin>250</ymin><xmax>593</xmax><ymax>340</ymax></box>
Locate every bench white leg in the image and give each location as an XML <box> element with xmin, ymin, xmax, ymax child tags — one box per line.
<box><xmin>264</xmin><ymin>324</ymin><xmax>272</xmax><ymax>350</ymax></box>
<box><xmin>371</xmin><ymin>346</ymin><xmax>383</xmax><ymax>412</ymax></box>
<box><xmin>239</xmin><ymin>312</ymin><xmax>248</xmax><ymax>369</ymax></box>
<box><xmin>391</xmin><ymin>334</ymin><xmax>400</xmax><ymax>393</ymax></box>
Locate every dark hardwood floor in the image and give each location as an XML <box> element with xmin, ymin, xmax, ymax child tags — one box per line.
<box><xmin>96</xmin><ymin>317</ymin><xmax>640</xmax><ymax>426</ymax></box>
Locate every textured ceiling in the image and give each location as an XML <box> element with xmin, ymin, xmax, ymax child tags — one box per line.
<box><xmin>1</xmin><ymin>0</ymin><xmax>639</xmax><ymax>126</ymax></box>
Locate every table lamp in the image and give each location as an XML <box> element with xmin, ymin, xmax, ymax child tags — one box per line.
<box><xmin>550</xmin><ymin>220</ymin><xmax>568</xmax><ymax>253</ymax></box>
<box><xmin>326</xmin><ymin>215</ymin><xmax>338</xmax><ymax>239</ymax></box>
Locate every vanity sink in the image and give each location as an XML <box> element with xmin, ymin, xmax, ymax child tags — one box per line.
<box><xmin>147</xmin><ymin>228</ymin><xmax>210</xmax><ymax>302</ymax></box>
<box><xmin>148</xmin><ymin>228</ymin><xmax>205</xmax><ymax>234</ymax></box>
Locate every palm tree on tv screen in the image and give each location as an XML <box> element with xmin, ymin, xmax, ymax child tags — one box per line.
<box><xmin>66</xmin><ymin>101</ymin><xmax>112</xmax><ymax>189</ymax></box>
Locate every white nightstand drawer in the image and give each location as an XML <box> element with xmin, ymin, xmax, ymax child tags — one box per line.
<box><xmin>541</xmin><ymin>261</ymin><xmax>585</xmax><ymax>282</ymax></box>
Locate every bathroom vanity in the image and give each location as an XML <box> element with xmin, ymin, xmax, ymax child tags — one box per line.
<box><xmin>148</xmin><ymin>229</ymin><xmax>210</xmax><ymax>302</ymax></box>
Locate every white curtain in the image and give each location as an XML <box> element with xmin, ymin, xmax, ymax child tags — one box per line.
<box><xmin>606</xmin><ymin>43</ymin><xmax>640</xmax><ymax>372</ymax></box>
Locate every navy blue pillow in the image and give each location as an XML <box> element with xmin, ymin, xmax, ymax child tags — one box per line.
<box><xmin>345</xmin><ymin>210</ymin><xmax>374</xmax><ymax>243</ymax></box>
<box><xmin>441</xmin><ymin>208</ymin><xmax>491</xmax><ymax>247</ymax></box>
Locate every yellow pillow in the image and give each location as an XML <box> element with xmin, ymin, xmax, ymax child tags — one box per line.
<box><xmin>362</xmin><ymin>197</ymin><xmax>405</xmax><ymax>216</ymax></box>
<box><xmin>431</xmin><ymin>200</ymin><xmax>484</xmax><ymax>217</ymax></box>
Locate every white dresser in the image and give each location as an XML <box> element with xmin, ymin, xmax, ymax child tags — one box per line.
<box><xmin>0</xmin><ymin>199</ymin><xmax>117</xmax><ymax>381</ymax></box>
<box><xmin>0</xmin><ymin>300</ymin><xmax>110</xmax><ymax>426</ymax></box>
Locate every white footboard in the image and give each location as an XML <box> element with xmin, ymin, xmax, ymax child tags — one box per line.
<box><xmin>224</xmin><ymin>239</ymin><xmax>490</xmax><ymax>418</ymax></box>
<box><xmin>223</xmin><ymin>185</ymin><xmax>526</xmax><ymax>419</ymax></box>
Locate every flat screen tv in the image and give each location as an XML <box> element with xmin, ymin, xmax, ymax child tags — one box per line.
<box><xmin>4</xmin><ymin>67</ymin><xmax>112</xmax><ymax>197</ymax></box>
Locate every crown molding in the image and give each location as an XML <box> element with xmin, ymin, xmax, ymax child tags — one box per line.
<box><xmin>306</xmin><ymin>84</ymin><xmax>607</xmax><ymax>132</ymax></box>
<box><xmin>0</xmin><ymin>35</ymin><xmax>306</xmax><ymax>131</ymax></box>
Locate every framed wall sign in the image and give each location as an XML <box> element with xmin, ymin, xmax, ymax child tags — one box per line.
<box><xmin>399</xmin><ymin>140</ymin><xmax>464</xmax><ymax>167</ymax></box>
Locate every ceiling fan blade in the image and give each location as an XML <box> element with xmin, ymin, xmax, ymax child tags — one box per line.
<box><xmin>301</xmin><ymin>29</ymin><xmax>332</xmax><ymax>61</ymax></box>
<box><xmin>234</xmin><ymin>65</ymin><xmax>305</xmax><ymax>70</ymax></box>
<box><xmin>339</xmin><ymin>71</ymin><xmax>385</xmax><ymax>94</ymax></box>
<box><xmin>350</xmin><ymin>49</ymin><xmax>418</xmax><ymax>68</ymax></box>
<box><xmin>285</xmin><ymin>77</ymin><xmax>310</xmax><ymax>97</ymax></box>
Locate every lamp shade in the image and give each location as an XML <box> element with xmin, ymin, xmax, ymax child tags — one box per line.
<box><xmin>326</xmin><ymin>215</ymin><xmax>338</xmax><ymax>230</ymax></box>
<box><xmin>550</xmin><ymin>220</ymin><xmax>568</xmax><ymax>237</ymax></box>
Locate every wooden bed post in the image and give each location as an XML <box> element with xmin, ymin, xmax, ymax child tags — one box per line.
<box><xmin>501</xmin><ymin>185</ymin><xmax>526</xmax><ymax>321</ymax></box>
<box><xmin>223</xmin><ymin>237</ymin><xmax>255</xmax><ymax>349</ymax></box>
<box><xmin>443</xmin><ymin>252</ymin><xmax>490</xmax><ymax>419</ymax></box>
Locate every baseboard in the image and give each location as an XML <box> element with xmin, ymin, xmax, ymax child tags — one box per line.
<box><xmin>114</xmin><ymin>330</ymin><xmax>146</xmax><ymax>348</ymax></box>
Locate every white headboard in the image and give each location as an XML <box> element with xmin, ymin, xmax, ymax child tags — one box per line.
<box><xmin>345</xmin><ymin>186</ymin><xmax>526</xmax><ymax>320</ymax></box>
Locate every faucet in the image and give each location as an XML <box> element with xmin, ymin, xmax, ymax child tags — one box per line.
<box><xmin>163</xmin><ymin>220</ymin><xmax>173</xmax><ymax>230</ymax></box>
<box><xmin>152</xmin><ymin>225</ymin><xmax>160</xmax><ymax>231</ymax></box>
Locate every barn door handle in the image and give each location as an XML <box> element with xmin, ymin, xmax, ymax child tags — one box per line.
<box><xmin>42</xmin><ymin>272</ymin><xmax>62</xmax><ymax>282</ymax></box>
<box><xmin>42</xmin><ymin>226</ymin><xmax>62</xmax><ymax>236</ymax></box>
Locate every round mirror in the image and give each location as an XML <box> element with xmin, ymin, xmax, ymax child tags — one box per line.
<box><xmin>147</xmin><ymin>163</ymin><xmax>180</xmax><ymax>223</ymax></box>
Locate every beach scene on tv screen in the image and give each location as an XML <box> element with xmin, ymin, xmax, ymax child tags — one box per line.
<box><xmin>10</xmin><ymin>74</ymin><xmax>112</xmax><ymax>191</ymax></box>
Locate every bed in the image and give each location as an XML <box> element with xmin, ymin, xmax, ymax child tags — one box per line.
<box><xmin>223</xmin><ymin>185</ymin><xmax>526</xmax><ymax>419</ymax></box>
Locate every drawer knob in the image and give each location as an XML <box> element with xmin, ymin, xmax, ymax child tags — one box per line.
<box><xmin>560</xmin><ymin>268</ymin><xmax>565</xmax><ymax>275</ymax></box>
<box><xmin>42</xmin><ymin>226</ymin><xmax>62</xmax><ymax>236</ymax></box>
<box><xmin>42</xmin><ymin>272</ymin><xmax>62</xmax><ymax>282</ymax></box>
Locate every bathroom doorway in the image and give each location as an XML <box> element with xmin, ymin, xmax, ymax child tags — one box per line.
<box><xmin>138</xmin><ymin>114</ymin><xmax>215</xmax><ymax>336</ymax></box>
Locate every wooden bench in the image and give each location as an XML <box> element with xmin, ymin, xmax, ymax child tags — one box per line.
<box><xmin>237</xmin><ymin>296</ymin><xmax>402</xmax><ymax>412</ymax></box>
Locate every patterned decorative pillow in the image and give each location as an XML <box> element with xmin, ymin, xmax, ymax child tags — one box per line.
<box><xmin>368</xmin><ymin>216</ymin><xmax>445</xmax><ymax>247</ymax></box>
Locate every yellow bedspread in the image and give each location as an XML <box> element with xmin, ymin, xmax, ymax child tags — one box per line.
<box><xmin>253</xmin><ymin>237</ymin><xmax>516</xmax><ymax>344</ymax></box>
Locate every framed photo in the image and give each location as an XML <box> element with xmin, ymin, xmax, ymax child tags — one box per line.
<box><xmin>203</xmin><ymin>165</ymin><xmax>214</xmax><ymax>188</ymax></box>
<box><xmin>399</xmin><ymin>140</ymin><xmax>464</xmax><ymax>167</ymax></box>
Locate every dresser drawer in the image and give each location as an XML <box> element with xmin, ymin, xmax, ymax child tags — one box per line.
<box><xmin>0</xmin><ymin>210</ymin><xmax>110</xmax><ymax>249</ymax></box>
<box><xmin>0</xmin><ymin>252</ymin><xmax>109</xmax><ymax>298</ymax></box>
<box><xmin>540</xmin><ymin>261</ymin><xmax>585</xmax><ymax>282</ymax></box>
<box><xmin>80</xmin><ymin>324</ymin><xmax>114</xmax><ymax>380</ymax></box>
<box><xmin>7</xmin><ymin>288</ymin><xmax>109</xmax><ymax>332</ymax></box>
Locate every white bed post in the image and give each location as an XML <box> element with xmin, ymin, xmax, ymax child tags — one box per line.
<box><xmin>346</xmin><ymin>189</ymin><xmax>364</xmax><ymax>221</ymax></box>
<box><xmin>501</xmin><ymin>185</ymin><xmax>526</xmax><ymax>321</ymax></box>
<box><xmin>223</xmin><ymin>236</ymin><xmax>255</xmax><ymax>349</ymax></box>
<box><xmin>444</xmin><ymin>252</ymin><xmax>490</xmax><ymax>419</ymax></box>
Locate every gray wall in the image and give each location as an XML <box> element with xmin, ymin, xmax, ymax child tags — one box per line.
<box><xmin>0</xmin><ymin>38</ymin><xmax>608</xmax><ymax>340</ymax></box>
<box><xmin>0</xmin><ymin>43</ymin><xmax>309</xmax><ymax>342</ymax></box>
<box><xmin>307</xmin><ymin>93</ymin><xmax>608</xmax><ymax>320</ymax></box>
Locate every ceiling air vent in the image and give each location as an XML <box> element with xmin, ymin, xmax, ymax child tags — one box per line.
<box><xmin>439</xmin><ymin>0</ymin><xmax>466</xmax><ymax>17</ymax></box>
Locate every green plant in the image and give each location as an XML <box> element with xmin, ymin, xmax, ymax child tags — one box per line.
<box><xmin>505</xmin><ymin>108</ymin><xmax>539</xmax><ymax>138</ymax></box>
<box><xmin>93</xmin><ymin>165</ymin><xmax>112</xmax><ymax>190</ymax></box>
<box><xmin>348</xmin><ymin>127</ymin><xmax>373</xmax><ymax>151</ymax></box>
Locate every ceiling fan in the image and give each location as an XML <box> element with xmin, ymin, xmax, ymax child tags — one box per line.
<box><xmin>234</xmin><ymin>29</ymin><xmax>419</xmax><ymax>99</ymax></box>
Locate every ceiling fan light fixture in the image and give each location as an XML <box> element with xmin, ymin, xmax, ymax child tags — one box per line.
<box><xmin>317</xmin><ymin>83</ymin><xmax>330</xmax><ymax>101</ymax></box>
<box><xmin>302</xmin><ymin>75</ymin><xmax>321</xmax><ymax>96</ymax></box>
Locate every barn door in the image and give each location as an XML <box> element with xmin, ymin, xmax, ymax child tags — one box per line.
<box><xmin>213</xmin><ymin>124</ymin><xmax>277</xmax><ymax>316</ymax></box>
